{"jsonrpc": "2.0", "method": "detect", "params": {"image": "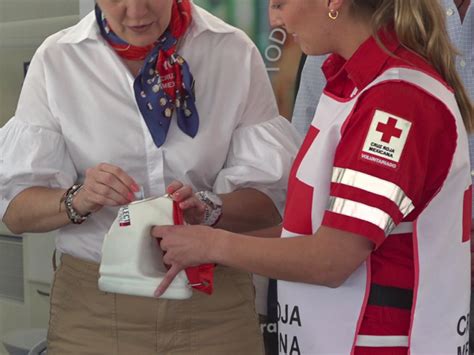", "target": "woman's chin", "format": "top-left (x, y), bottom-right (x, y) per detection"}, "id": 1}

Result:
top-left (300, 43), bottom-right (328, 57)
top-left (123, 31), bottom-right (162, 47)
